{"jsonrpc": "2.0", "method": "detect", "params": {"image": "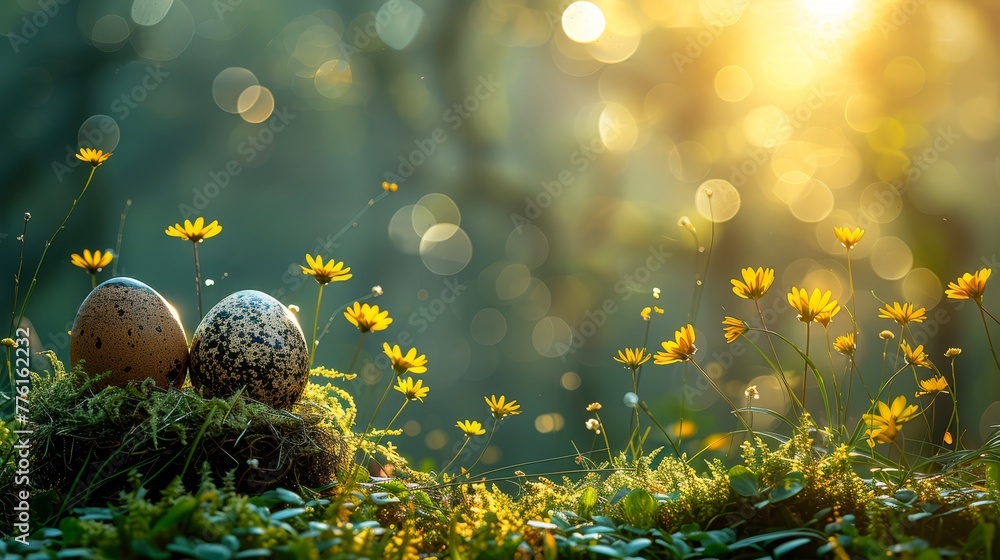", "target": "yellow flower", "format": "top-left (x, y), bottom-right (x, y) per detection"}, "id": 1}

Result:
top-left (731, 267), bottom-right (775, 300)
top-left (394, 376), bottom-right (429, 402)
top-left (0, 338), bottom-right (17, 349)
top-left (613, 347), bottom-right (650, 369)
top-left (744, 385), bottom-right (759, 402)
top-left (585, 418), bottom-right (601, 433)
top-left (878, 302), bottom-right (926, 326)
top-left (75, 147), bottom-right (112, 167)
top-left (722, 316), bottom-right (747, 343)
top-left (945, 347), bottom-right (962, 358)
top-left (382, 342), bottom-right (428, 375)
top-left (833, 226), bottom-right (864, 250)
top-left (814, 302), bottom-right (841, 327)
top-left (381, 181), bottom-right (399, 192)
top-left (833, 333), bottom-right (856, 356)
top-left (586, 402), bottom-right (602, 412)
top-left (915, 376), bottom-right (949, 397)
top-left (456, 420), bottom-right (486, 436)
top-left (165, 217), bottom-right (222, 242)
top-left (862, 395), bottom-right (919, 446)
top-left (640, 306), bottom-right (664, 321)
top-left (879, 330), bottom-right (895, 340)
top-left (787, 287), bottom-right (838, 323)
top-left (300, 254), bottom-right (352, 285)
top-left (485, 394), bottom-right (521, 418)
top-left (345, 302), bottom-right (392, 333)
top-left (654, 324), bottom-right (697, 365)
top-left (946, 268), bottom-right (991, 301)
top-left (70, 249), bottom-right (113, 274)
top-left (900, 341), bottom-right (933, 369)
